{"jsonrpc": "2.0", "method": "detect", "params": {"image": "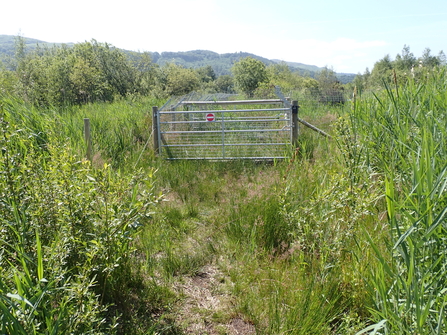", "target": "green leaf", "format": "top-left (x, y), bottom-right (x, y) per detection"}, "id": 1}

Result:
top-left (6, 293), bottom-right (34, 308)
top-left (355, 319), bottom-right (387, 335)
top-left (36, 230), bottom-right (44, 281)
